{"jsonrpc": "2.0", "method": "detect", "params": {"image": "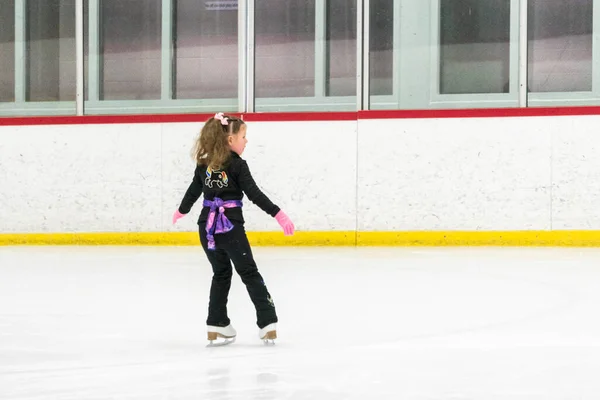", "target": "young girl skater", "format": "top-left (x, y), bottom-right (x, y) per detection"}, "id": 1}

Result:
top-left (172, 112), bottom-right (295, 344)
